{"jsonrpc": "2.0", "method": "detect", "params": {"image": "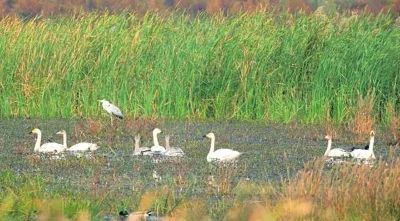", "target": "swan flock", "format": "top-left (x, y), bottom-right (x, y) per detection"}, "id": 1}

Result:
top-left (29, 99), bottom-right (380, 163)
